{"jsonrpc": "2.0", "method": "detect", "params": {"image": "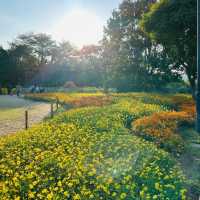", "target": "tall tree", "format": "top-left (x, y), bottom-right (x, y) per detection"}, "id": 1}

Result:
top-left (0, 47), bottom-right (12, 86)
top-left (140, 0), bottom-right (197, 96)
top-left (102, 0), bottom-right (180, 92)
top-left (197, 0), bottom-right (200, 132)
top-left (15, 33), bottom-right (56, 65)
top-left (8, 43), bottom-right (38, 84)
top-left (51, 41), bottom-right (75, 64)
